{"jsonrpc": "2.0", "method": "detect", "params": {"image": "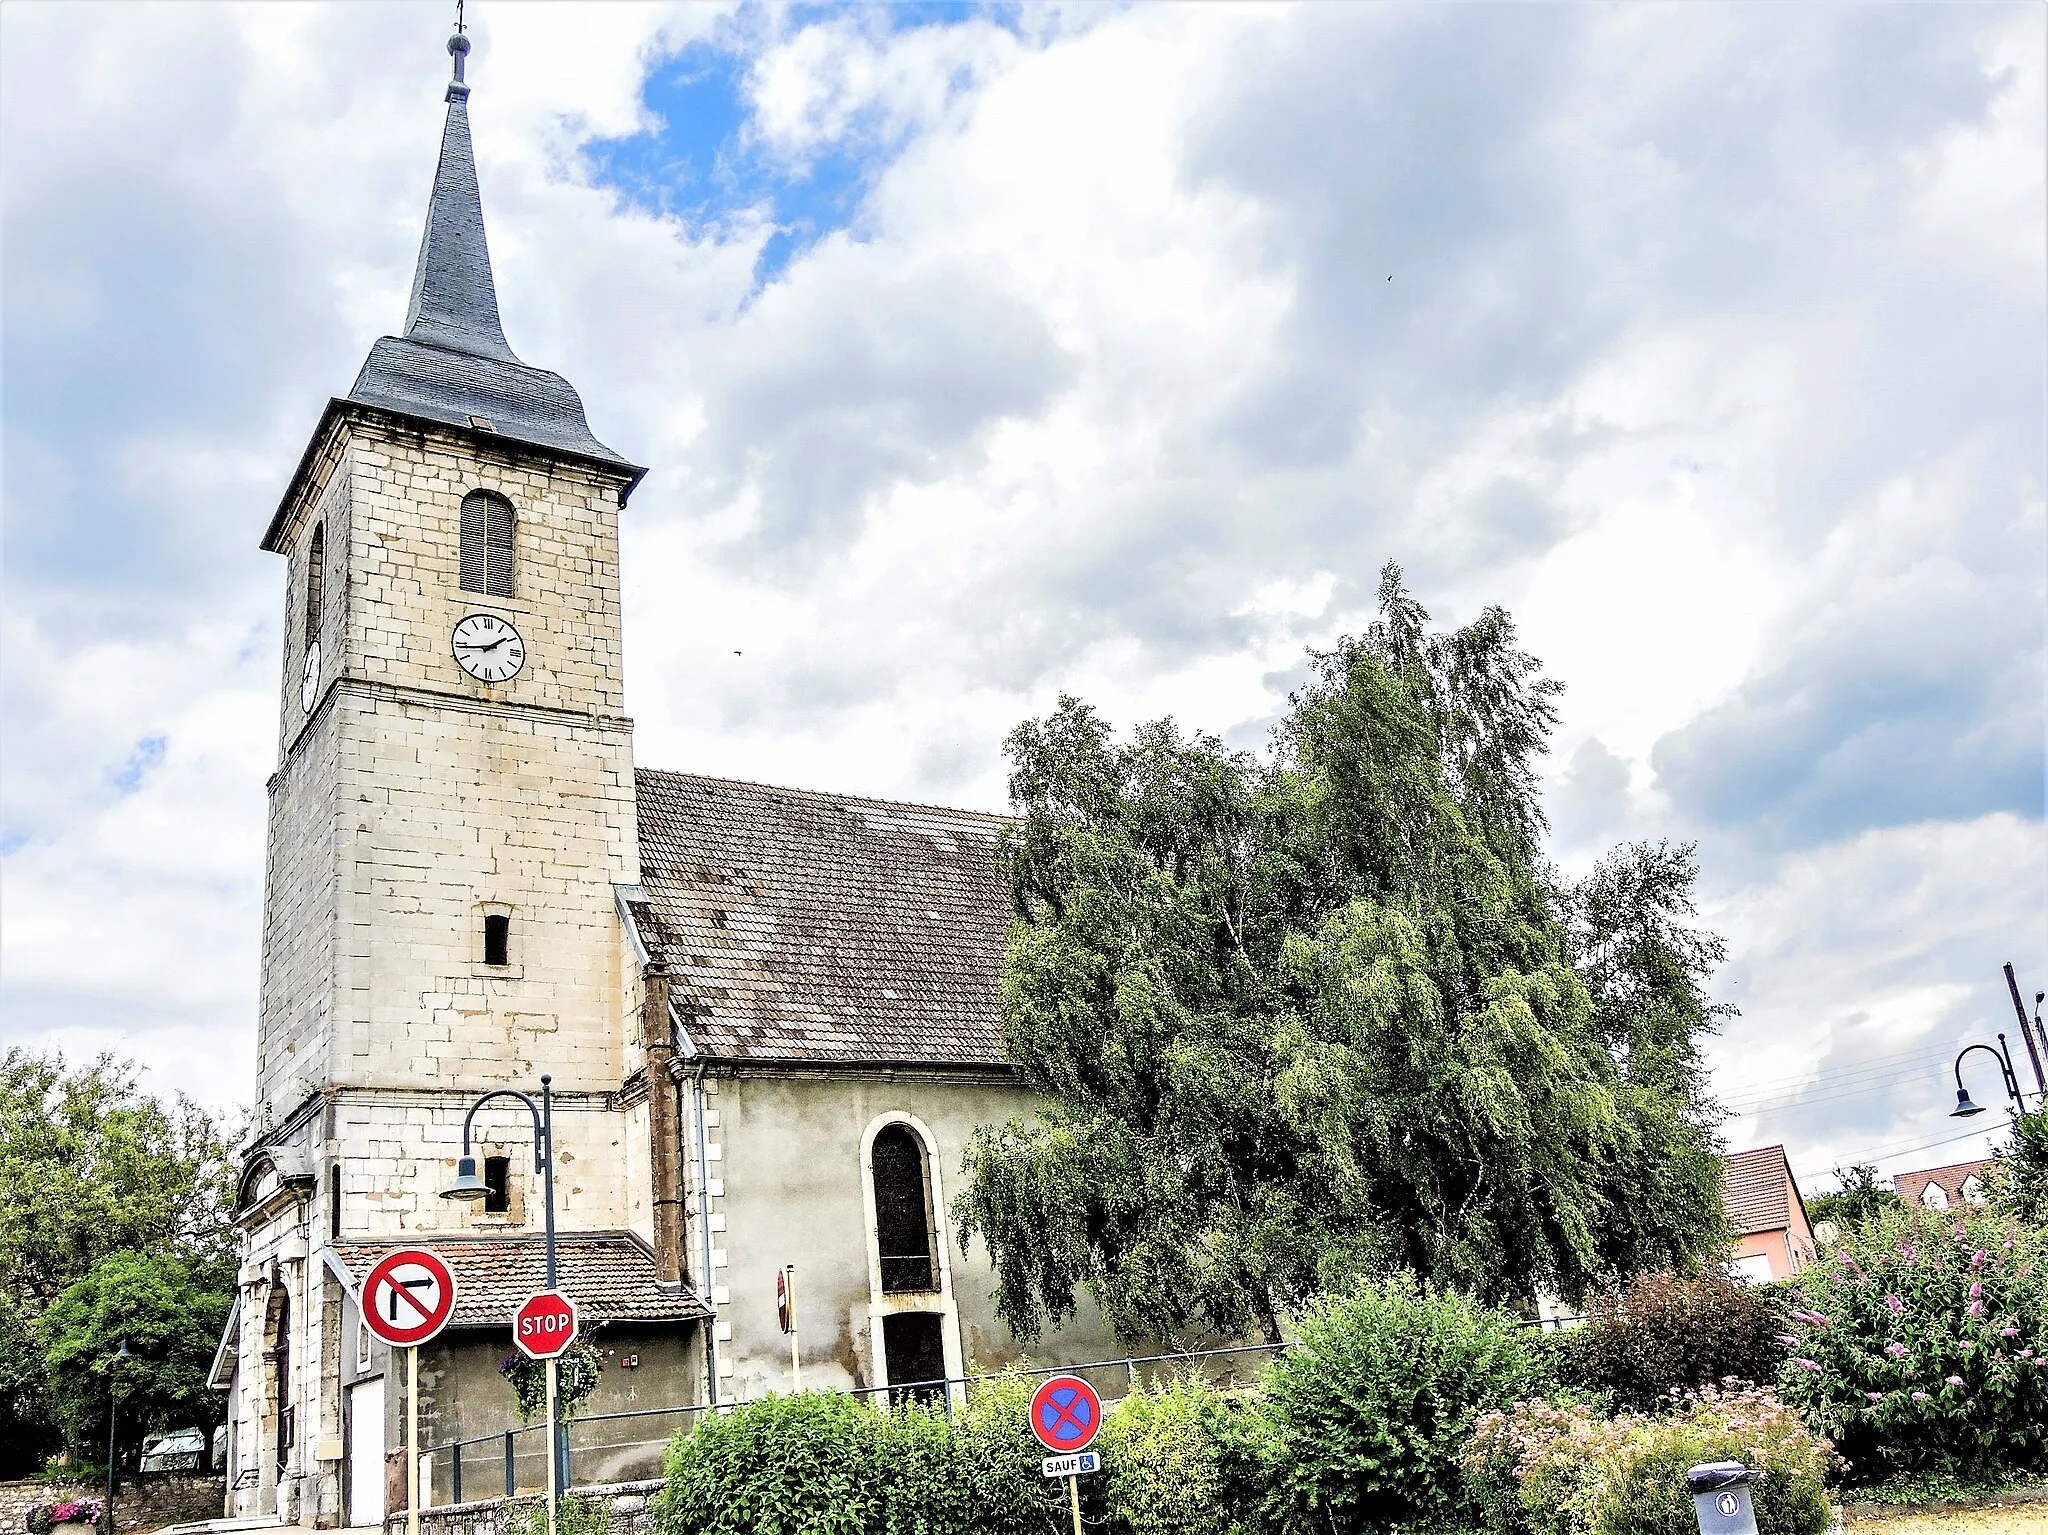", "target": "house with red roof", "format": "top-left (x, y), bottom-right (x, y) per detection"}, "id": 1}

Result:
top-left (1720, 1145), bottom-right (1817, 1282)
top-left (1892, 1157), bottom-right (1994, 1212)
